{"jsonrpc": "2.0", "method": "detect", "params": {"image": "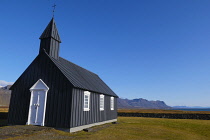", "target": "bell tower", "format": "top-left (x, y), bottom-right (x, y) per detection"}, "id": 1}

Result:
top-left (39, 18), bottom-right (61, 59)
